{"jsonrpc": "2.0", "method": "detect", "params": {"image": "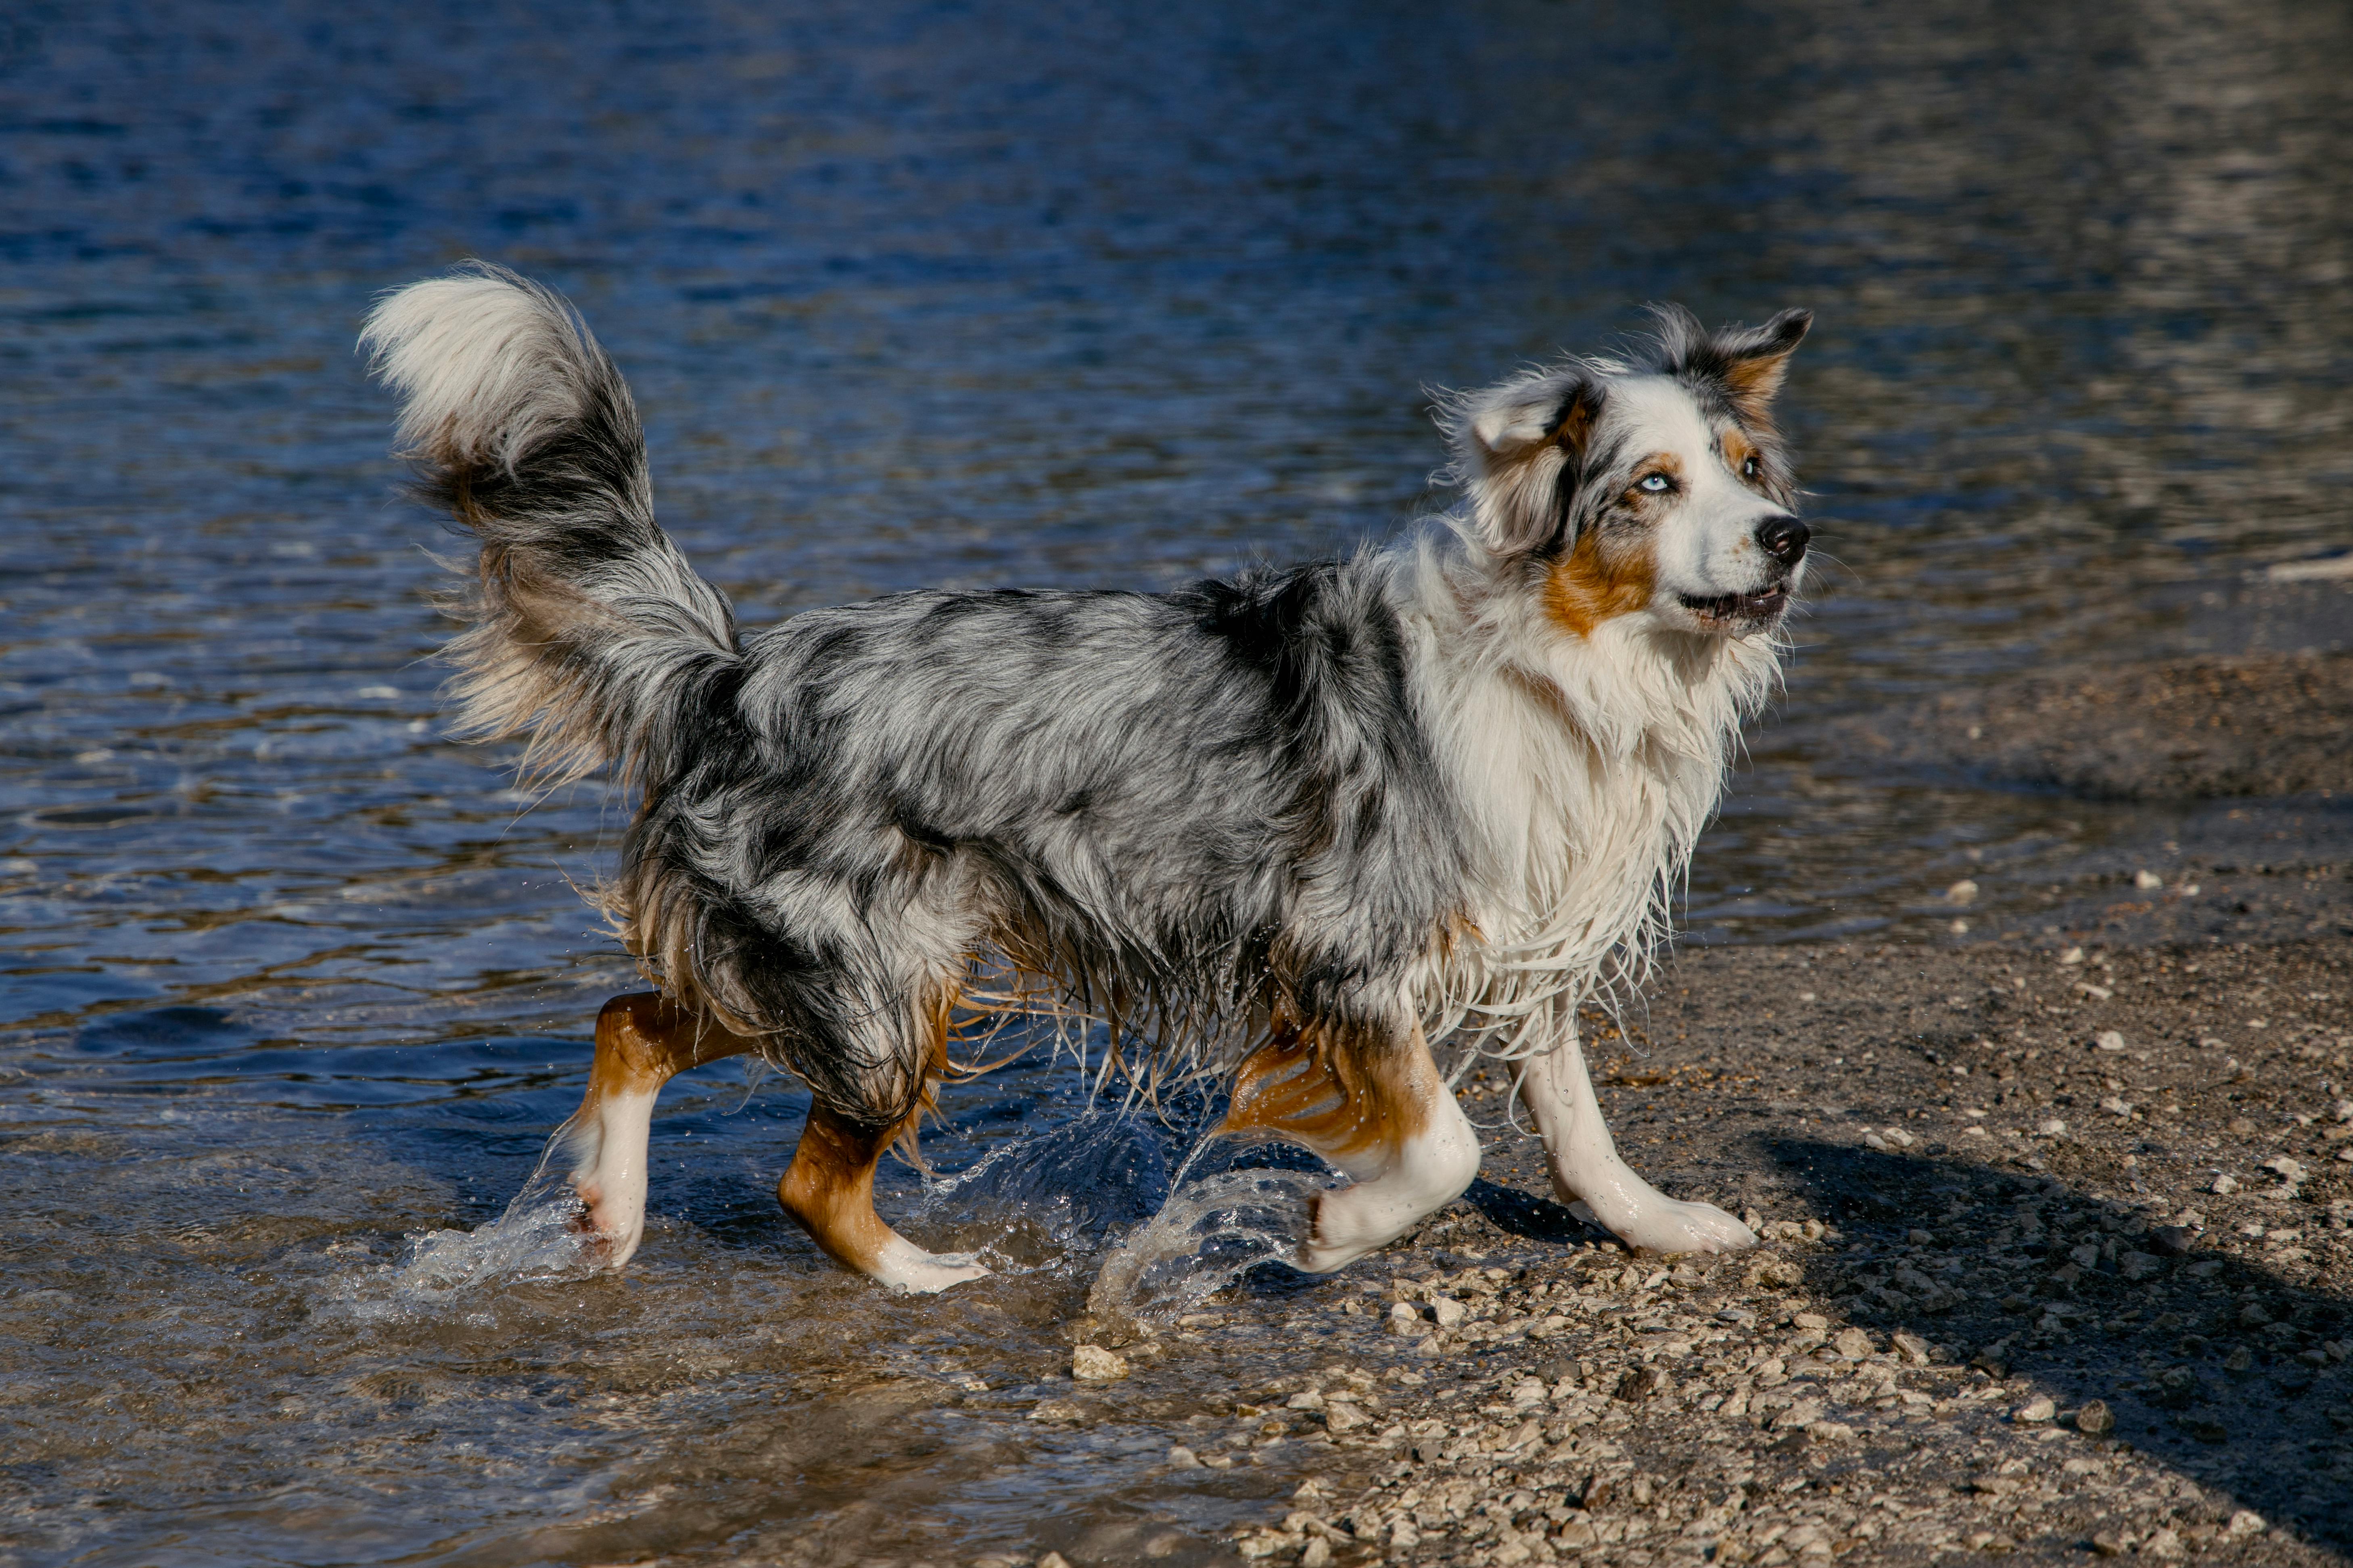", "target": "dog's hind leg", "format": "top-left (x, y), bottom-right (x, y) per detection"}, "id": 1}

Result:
top-left (1222, 1019), bottom-right (1481, 1274)
top-left (773, 991), bottom-right (988, 1295)
top-left (775, 1102), bottom-right (988, 1294)
top-left (564, 992), bottom-right (764, 1268)
top-left (1512, 1032), bottom-right (1755, 1255)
